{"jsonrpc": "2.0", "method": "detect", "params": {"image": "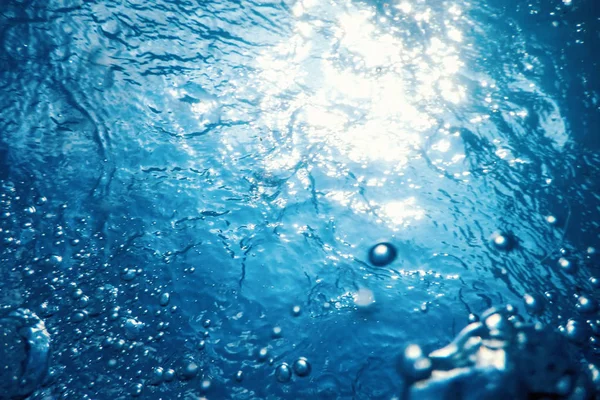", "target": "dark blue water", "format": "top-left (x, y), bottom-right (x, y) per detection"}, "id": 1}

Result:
top-left (0, 0), bottom-right (599, 398)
